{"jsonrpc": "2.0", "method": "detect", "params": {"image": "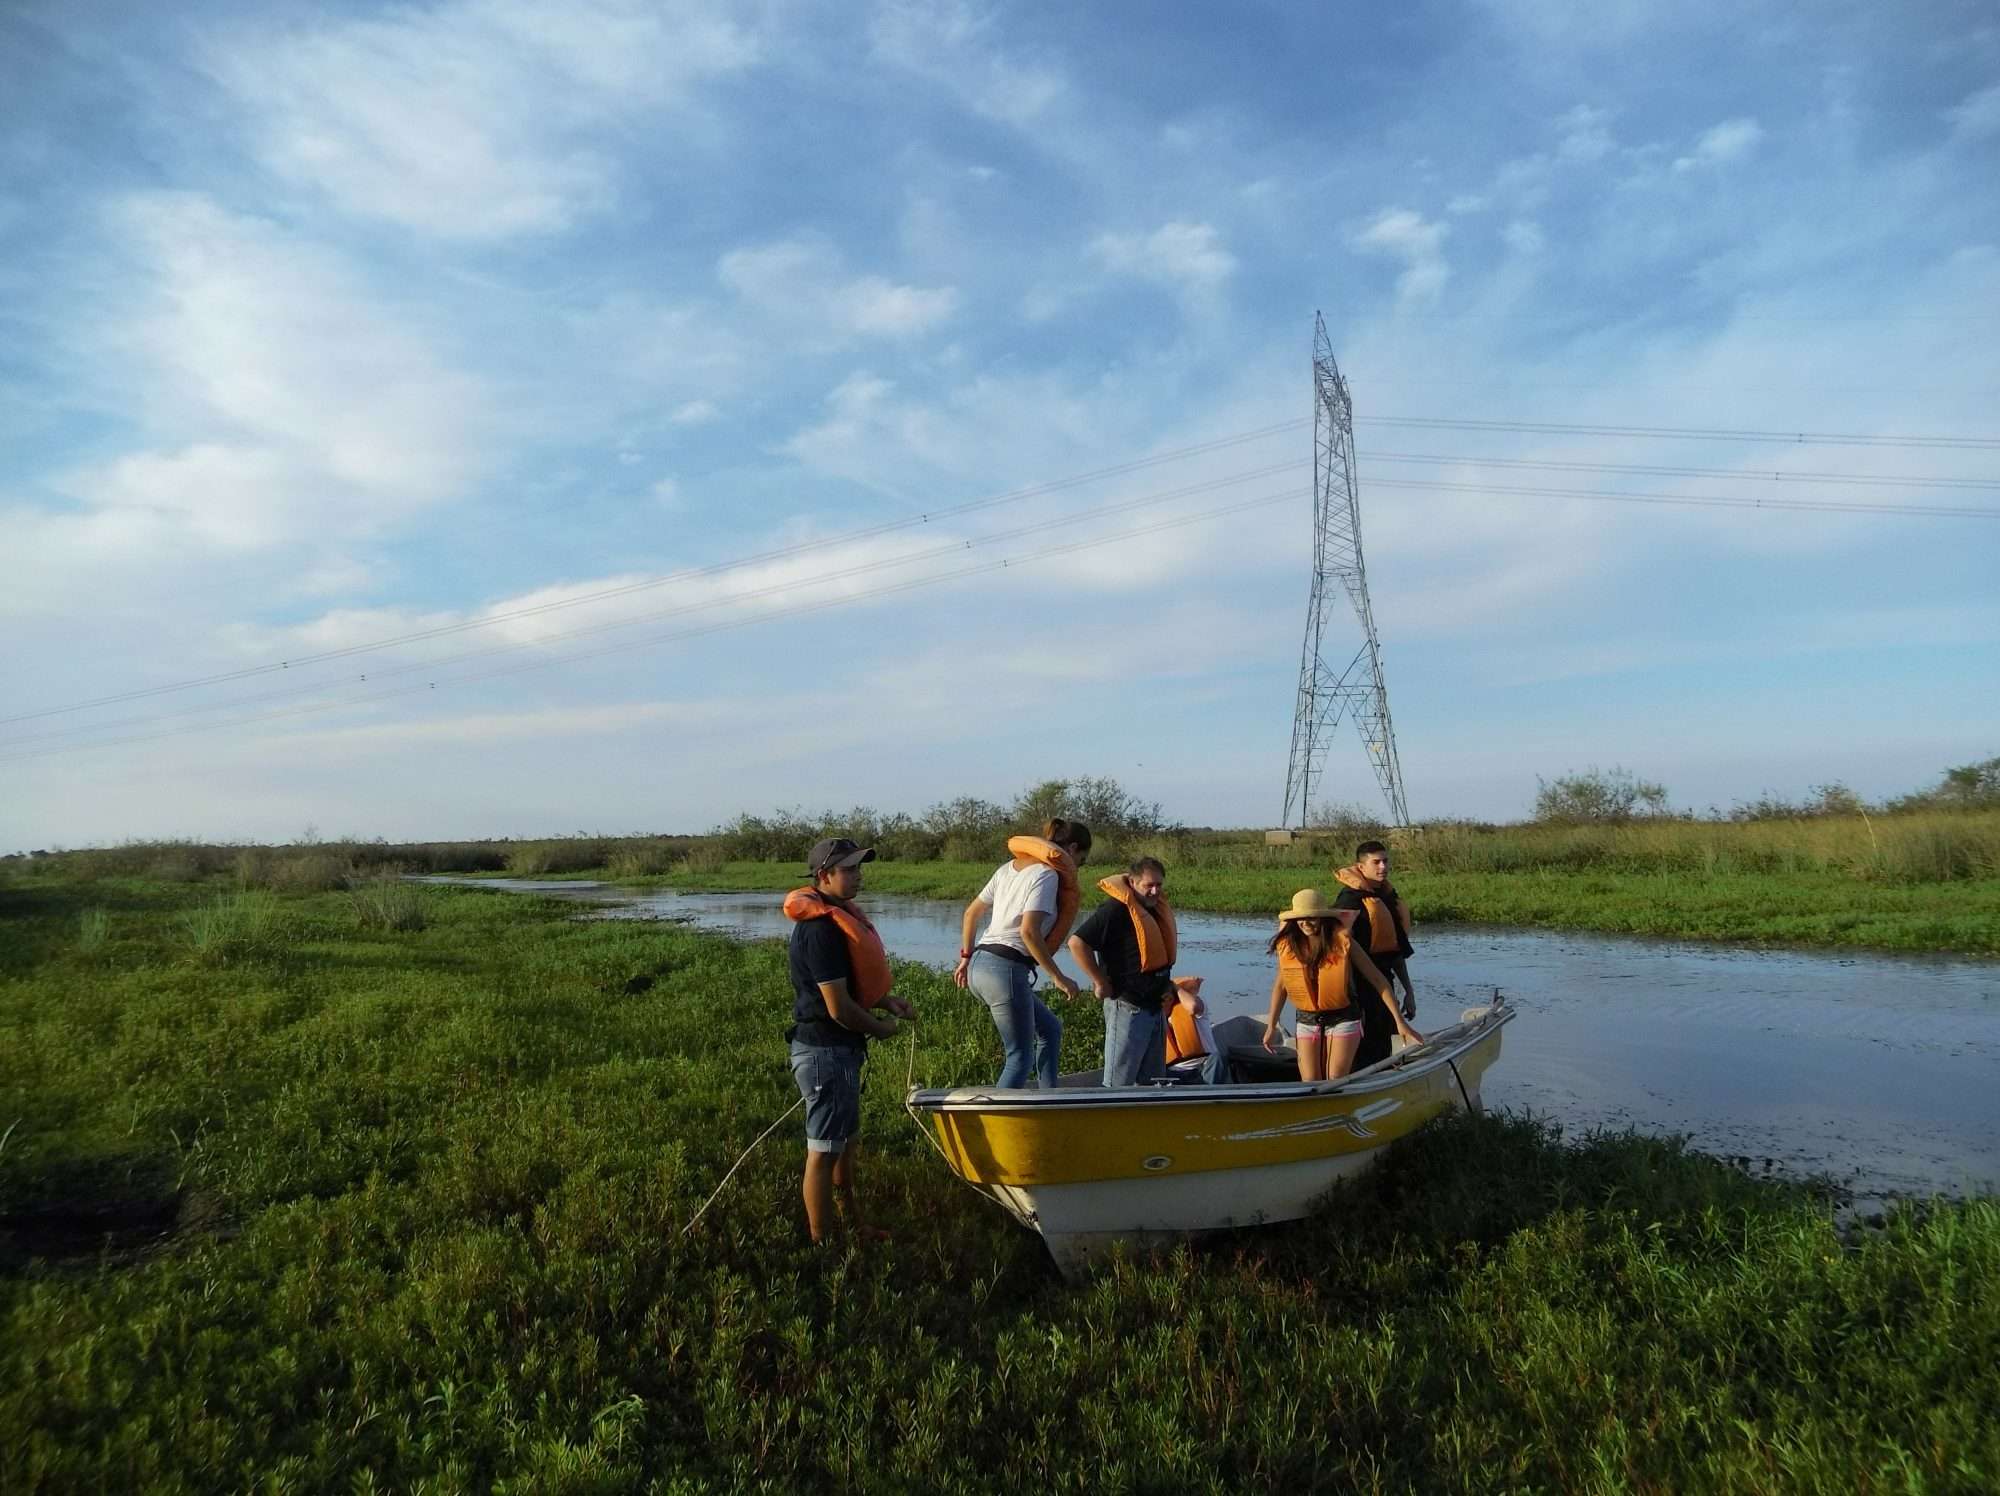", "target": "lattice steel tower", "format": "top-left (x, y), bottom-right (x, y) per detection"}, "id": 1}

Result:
top-left (1281, 313), bottom-right (1410, 828)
